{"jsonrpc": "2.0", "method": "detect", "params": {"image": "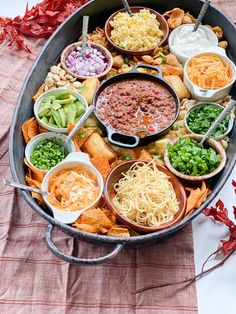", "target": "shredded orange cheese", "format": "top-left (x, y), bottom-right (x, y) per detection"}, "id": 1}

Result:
top-left (48, 167), bottom-right (99, 211)
top-left (187, 54), bottom-right (232, 89)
